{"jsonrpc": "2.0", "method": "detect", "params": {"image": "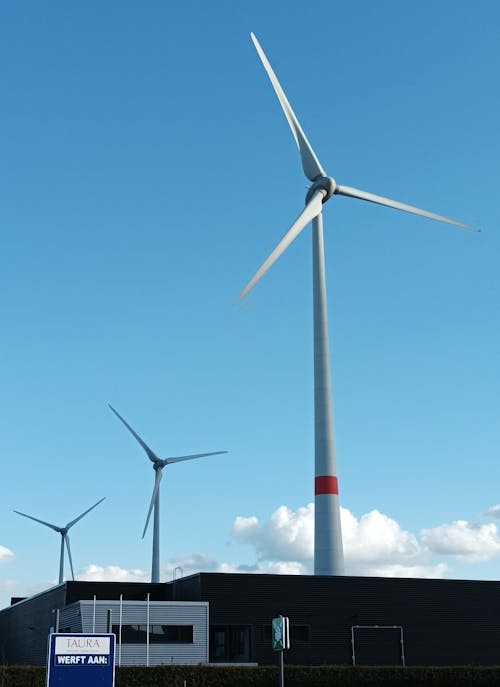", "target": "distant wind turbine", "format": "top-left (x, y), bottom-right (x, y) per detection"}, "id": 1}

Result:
top-left (14, 498), bottom-right (105, 584)
top-left (241, 33), bottom-right (476, 576)
top-left (108, 404), bottom-right (227, 583)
